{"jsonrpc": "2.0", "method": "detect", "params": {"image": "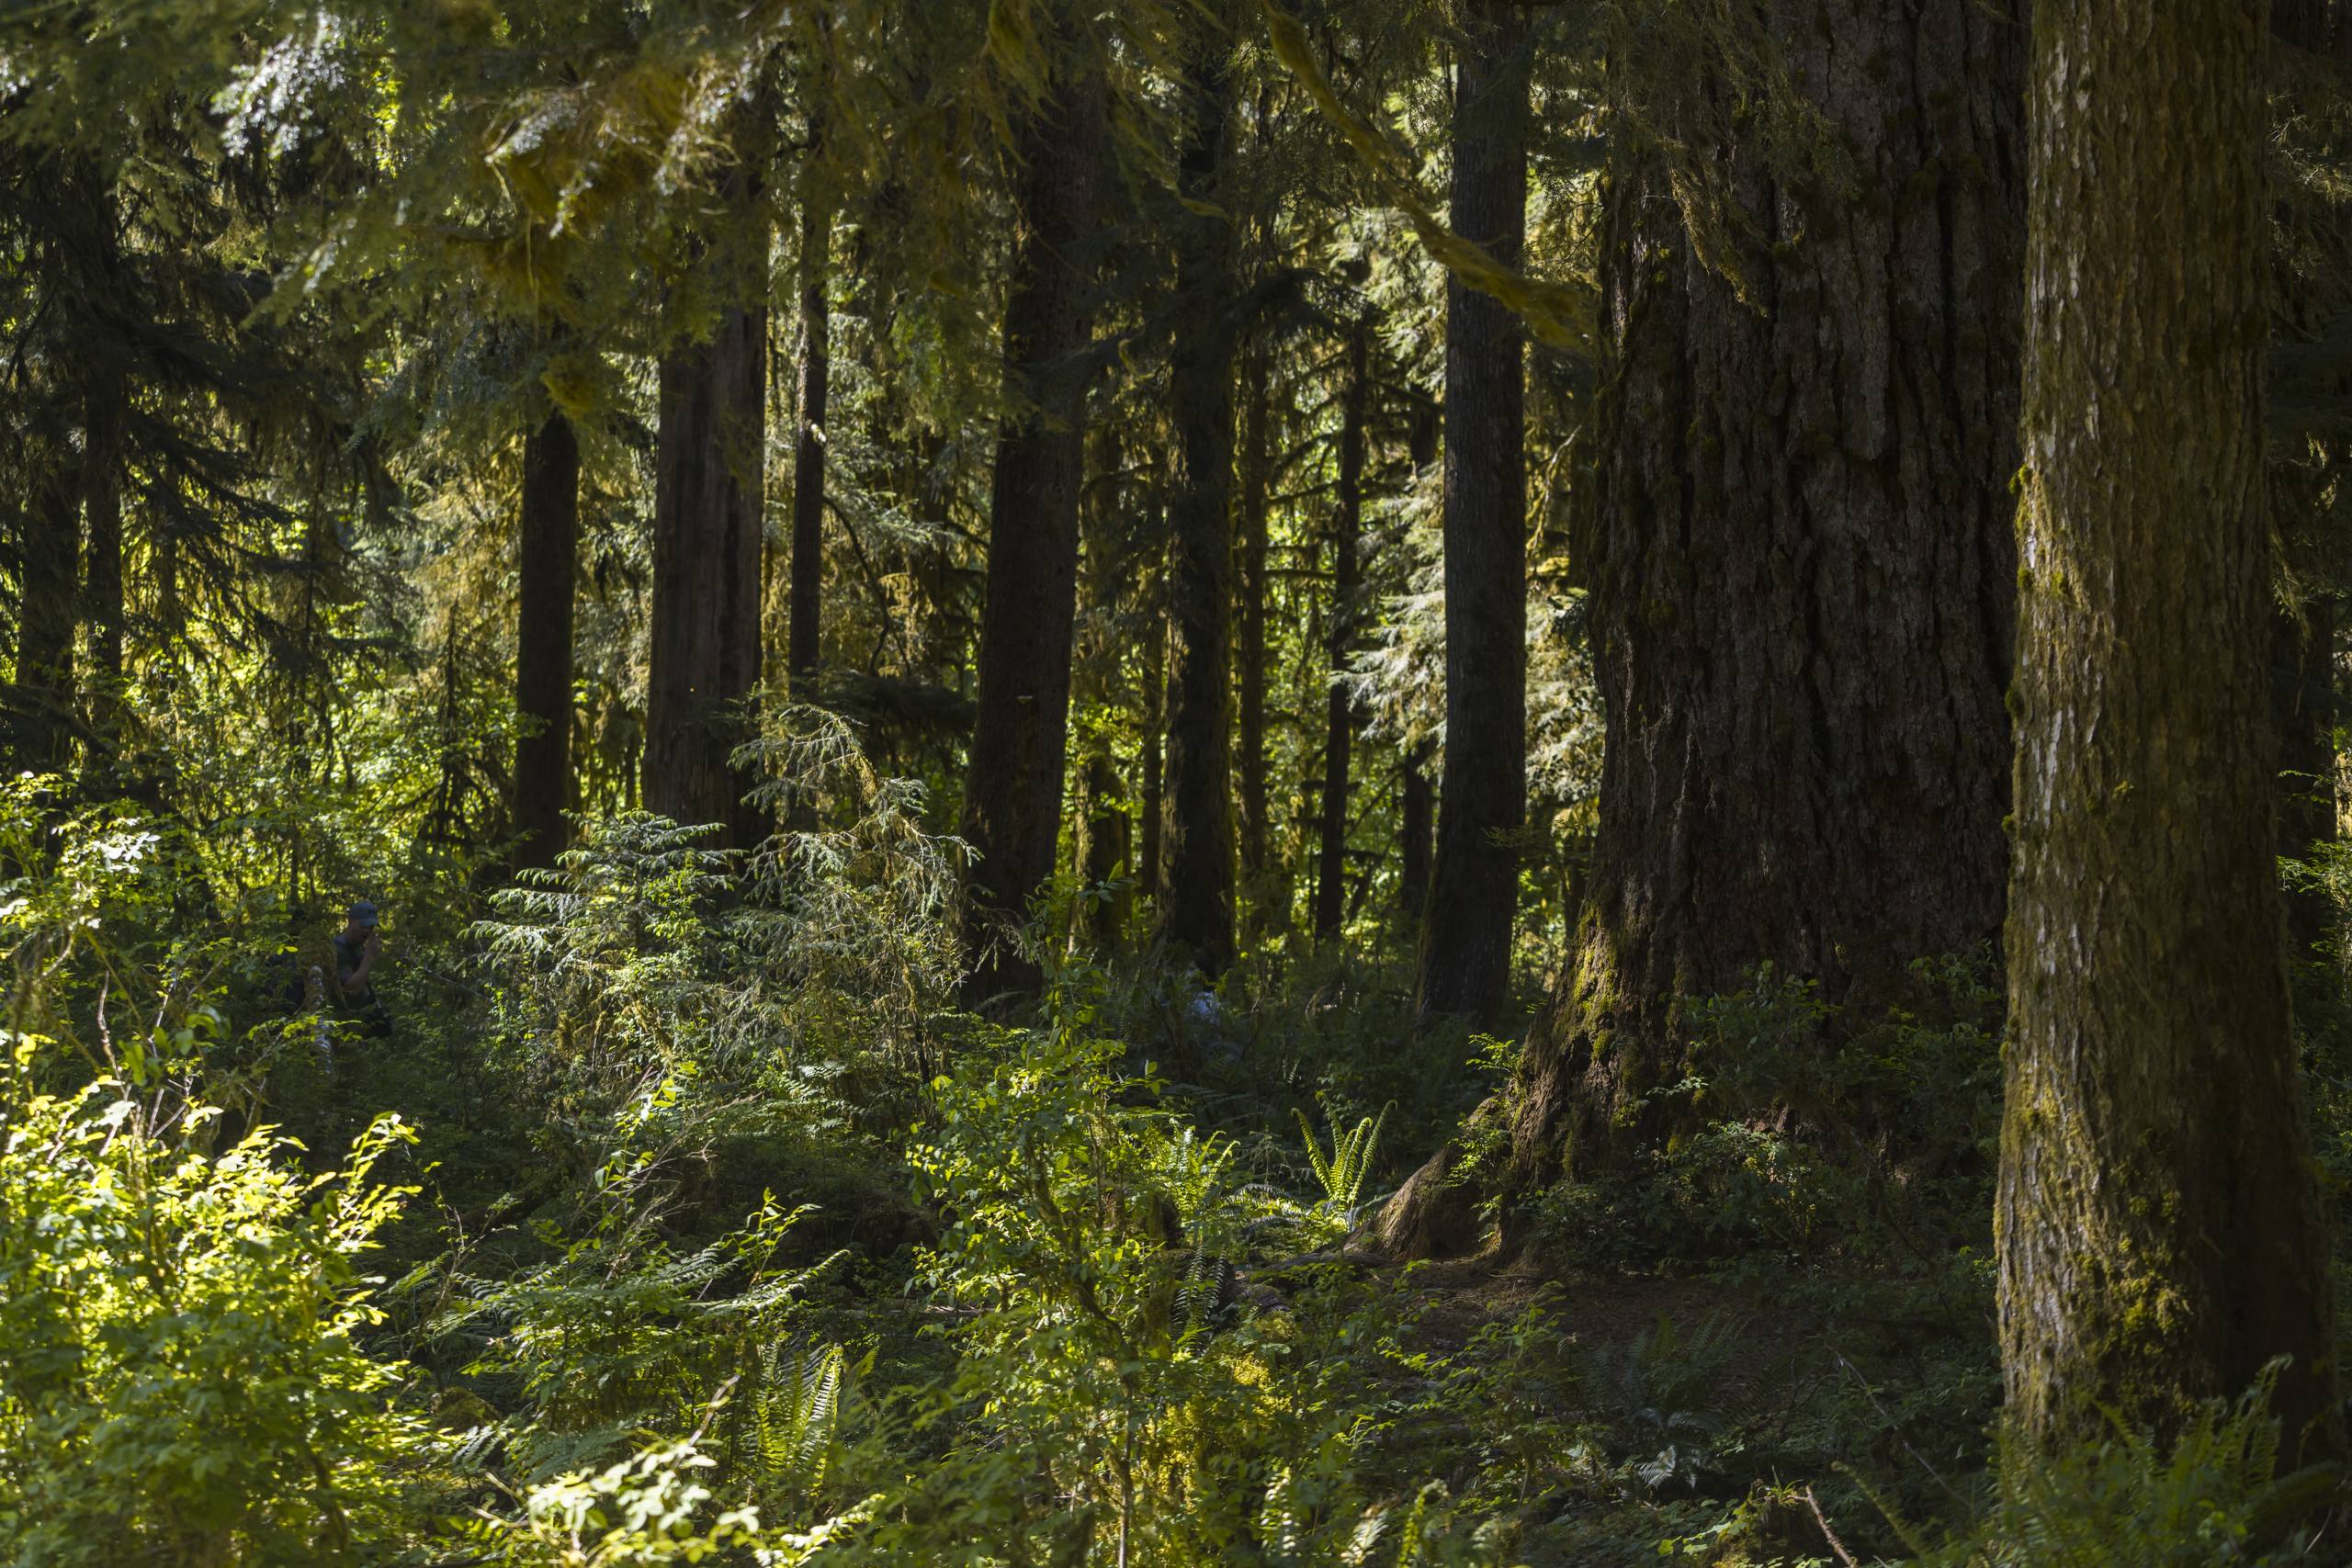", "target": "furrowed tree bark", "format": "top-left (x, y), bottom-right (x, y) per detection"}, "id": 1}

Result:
top-left (1501, 0), bottom-right (2025, 1184)
top-left (645, 138), bottom-right (769, 852)
top-left (957, 47), bottom-right (1106, 1006)
top-left (514, 406), bottom-right (580, 871)
top-left (788, 135), bottom-right (831, 695)
top-left (1158, 36), bottom-right (1240, 976)
top-left (1997, 0), bottom-right (2339, 1452)
top-left (1237, 338), bottom-right (1273, 905)
top-left (1314, 324), bottom-right (1370, 942)
top-left (1414, 2), bottom-right (1527, 1030)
